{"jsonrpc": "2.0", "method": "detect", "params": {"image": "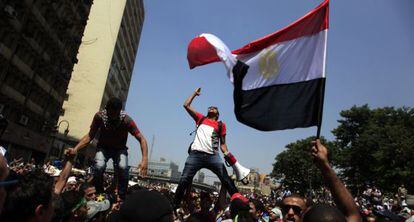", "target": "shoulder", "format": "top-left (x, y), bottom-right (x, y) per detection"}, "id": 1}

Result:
top-left (123, 113), bottom-right (135, 123)
top-left (93, 112), bottom-right (104, 121)
top-left (196, 112), bottom-right (205, 123)
top-left (123, 113), bottom-right (132, 120)
top-left (196, 112), bottom-right (204, 119)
